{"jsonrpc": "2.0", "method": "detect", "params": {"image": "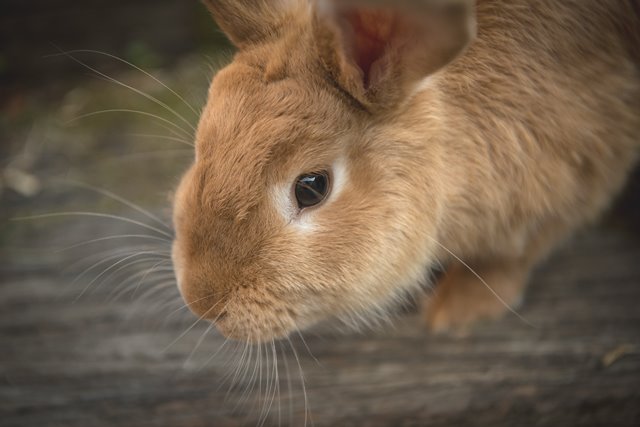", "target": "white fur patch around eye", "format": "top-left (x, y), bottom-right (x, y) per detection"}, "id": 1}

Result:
top-left (272, 182), bottom-right (298, 224)
top-left (271, 158), bottom-right (348, 233)
top-left (329, 157), bottom-right (347, 204)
